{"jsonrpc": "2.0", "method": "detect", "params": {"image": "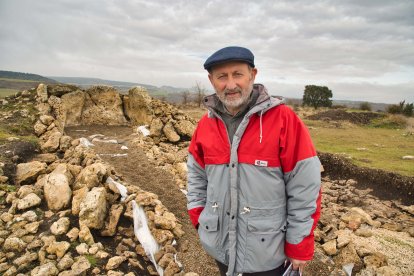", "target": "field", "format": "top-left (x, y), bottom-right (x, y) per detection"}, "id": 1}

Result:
top-left (0, 88), bottom-right (19, 98)
top-left (305, 118), bottom-right (414, 176)
top-left (181, 105), bottom-right (414, 176)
